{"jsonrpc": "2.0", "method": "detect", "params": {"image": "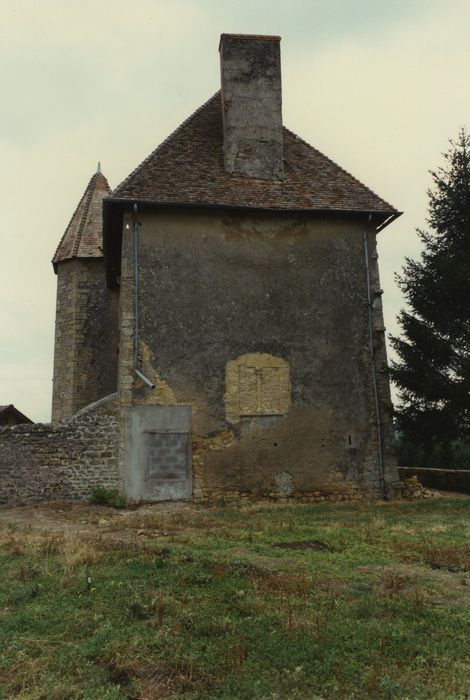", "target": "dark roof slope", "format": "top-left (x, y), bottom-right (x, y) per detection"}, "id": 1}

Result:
top-left (53, 170), bottom-right (111, 271)
top-left (0, 405), bottom-right (33, 425)
top-left (109, 92), bottom-right (397, 214)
